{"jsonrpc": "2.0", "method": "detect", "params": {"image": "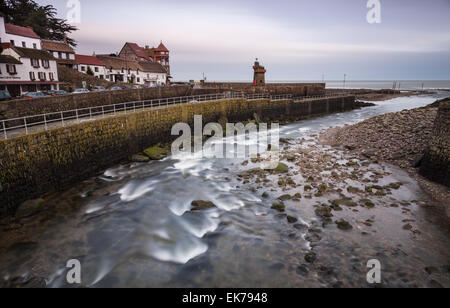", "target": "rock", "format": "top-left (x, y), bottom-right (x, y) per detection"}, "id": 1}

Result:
top-left (15, 199), bottom-right (45, 219)
top-left (274, 163), bottom-right (289, 173)
top-left (424, 266), bottom-right (439, 275)
top-left (403, 224), bottom-right (413, 230)
top-left (315, 205), bottom-right (333, 218)
top-left (336, 219), bottom-right (353, 231)
top-left (412, 155), bottom-right (424, 168)
top-left (296, 265), bottom-right (309, 277)
top-left (304, 252), bottom-right (317, 263)
top-left (271, 202), bottom-right (286, 212)
top-left (143, 145), bottom-right (169, 160)
top-left (287, 216), bottom-right (298, 224)
top-left (318, 183), bottom-right (328, 193)
top-left (130, 154), bottom-right (150, 163)
top-left (262, 192), bottom-right (269, 198)
top-left (388, 182), bottom-right (403, 190)
top-left (191, 200), bottom-right (216, 211)
top-left (278, 194), bottom-right (292, 201)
